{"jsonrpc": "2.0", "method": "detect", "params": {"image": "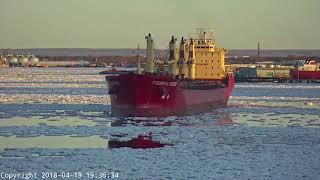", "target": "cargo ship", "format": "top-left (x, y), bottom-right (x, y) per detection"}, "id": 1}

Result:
top-left (106, 30), bottom-right (234, 116)
top-left (290, 60), bottom-right (320, 80)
